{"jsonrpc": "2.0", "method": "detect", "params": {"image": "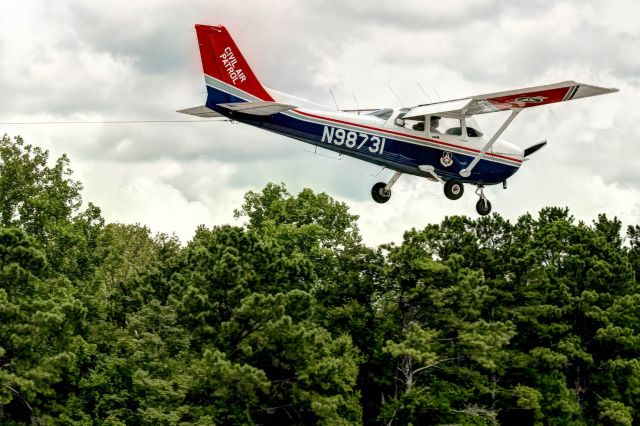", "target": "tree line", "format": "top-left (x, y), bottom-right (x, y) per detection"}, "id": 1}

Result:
top-left (1, 134), bottom-right (639, 425)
